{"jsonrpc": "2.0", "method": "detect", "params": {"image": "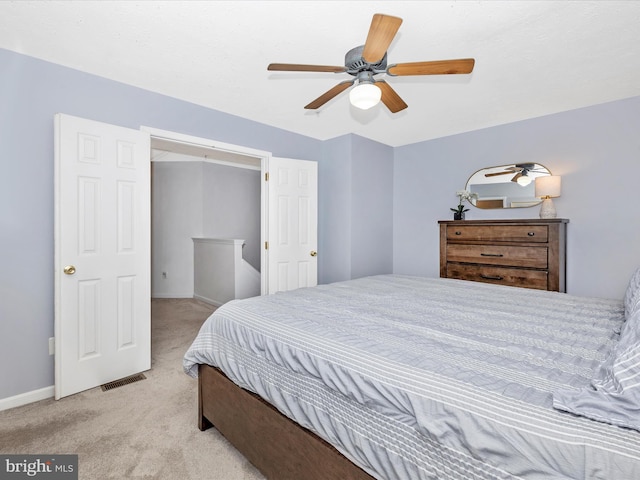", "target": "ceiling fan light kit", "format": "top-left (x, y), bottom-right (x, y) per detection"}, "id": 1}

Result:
top-left (267, 13), bottom-right (475, 113)
top-left (350, 71), bottom-right (382, 109)
top-left (350, 83), bottom-right (382, 110)
top-left (516, 172), bottom-right (532, 186)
